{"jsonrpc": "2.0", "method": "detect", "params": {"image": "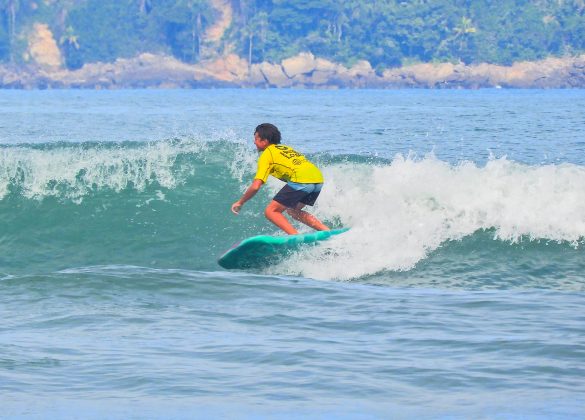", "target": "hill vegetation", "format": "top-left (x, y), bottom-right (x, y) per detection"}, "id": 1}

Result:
top-left (1, 0), bottom-right (584, 71)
